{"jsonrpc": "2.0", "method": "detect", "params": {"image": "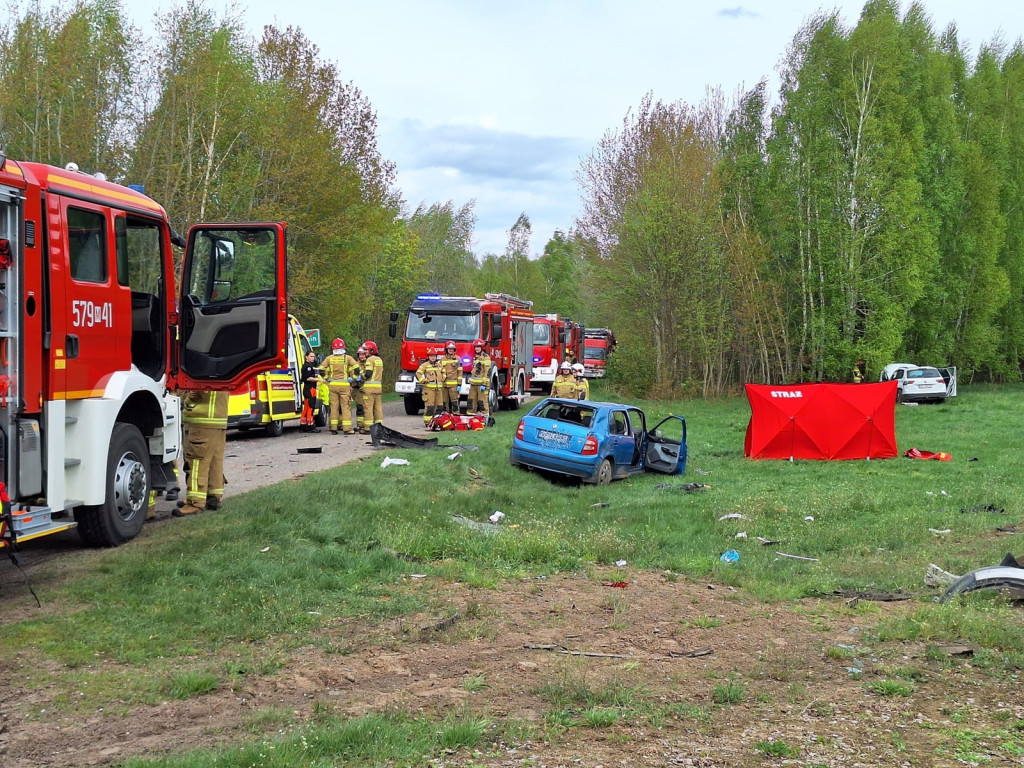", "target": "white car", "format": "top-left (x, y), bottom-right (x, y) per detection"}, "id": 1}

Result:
top-left (879, 364), bottom-right (957, 404)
